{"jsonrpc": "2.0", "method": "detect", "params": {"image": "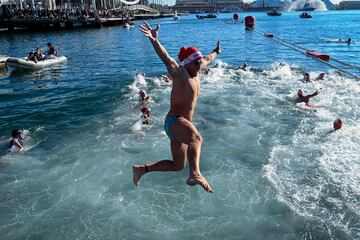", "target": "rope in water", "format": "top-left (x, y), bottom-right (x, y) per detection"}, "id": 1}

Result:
top-left (251, 28), bottom-right (360, 80)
